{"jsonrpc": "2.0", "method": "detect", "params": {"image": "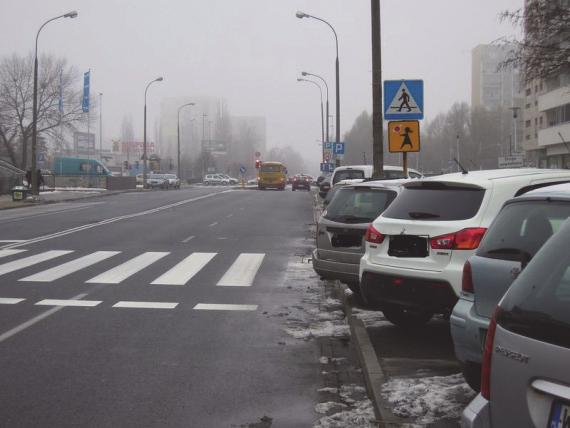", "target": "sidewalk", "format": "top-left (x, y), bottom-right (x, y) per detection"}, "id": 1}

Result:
top-left (0, 188), bottom-right (138, 210)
